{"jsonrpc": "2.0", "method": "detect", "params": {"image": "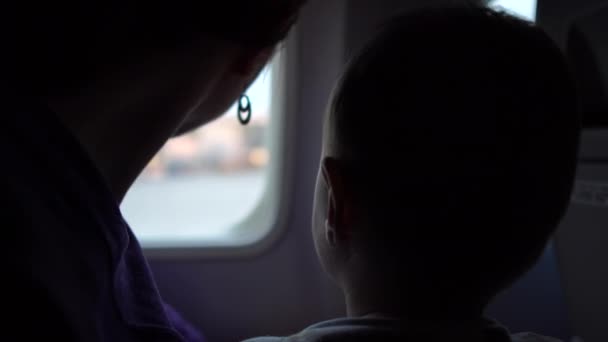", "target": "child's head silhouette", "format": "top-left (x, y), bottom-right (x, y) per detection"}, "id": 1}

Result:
top-left (312, 5), bottom-right (580, 319)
